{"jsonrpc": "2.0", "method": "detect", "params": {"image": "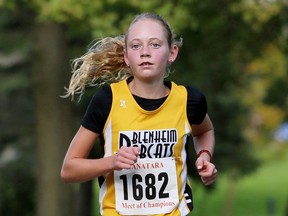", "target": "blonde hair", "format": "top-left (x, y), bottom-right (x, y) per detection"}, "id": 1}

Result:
top-left (63, 13), bottom-right (182, 101)
top-left (63, 35), bottom-right (131, 100)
